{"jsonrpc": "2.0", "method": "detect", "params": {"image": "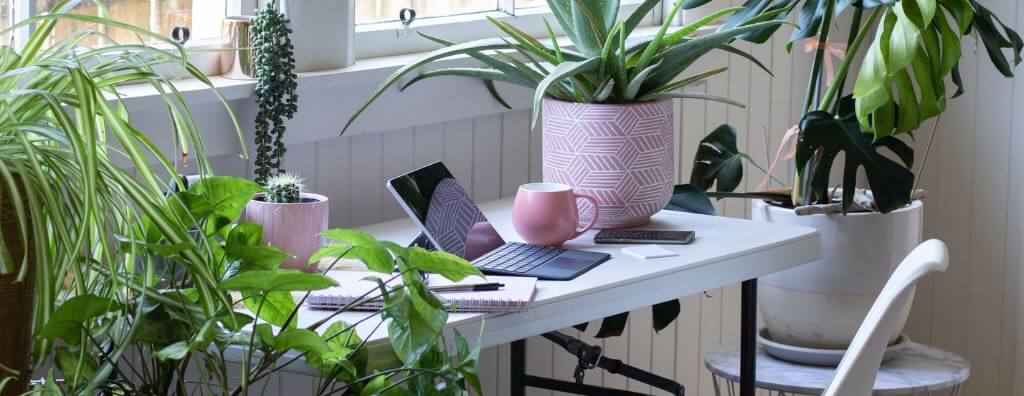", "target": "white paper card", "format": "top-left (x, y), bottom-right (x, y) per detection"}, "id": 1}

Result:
top-left (621, 244), bottom-right (679, 259)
